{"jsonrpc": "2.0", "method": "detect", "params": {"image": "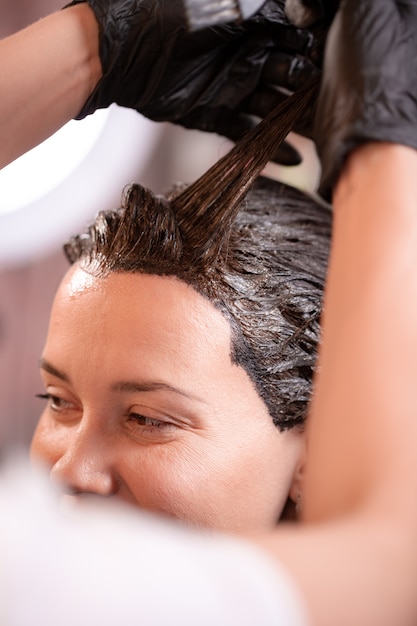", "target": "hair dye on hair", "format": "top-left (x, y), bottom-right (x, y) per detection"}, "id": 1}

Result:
top-left (64, 80), bottom-right (330, 429)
